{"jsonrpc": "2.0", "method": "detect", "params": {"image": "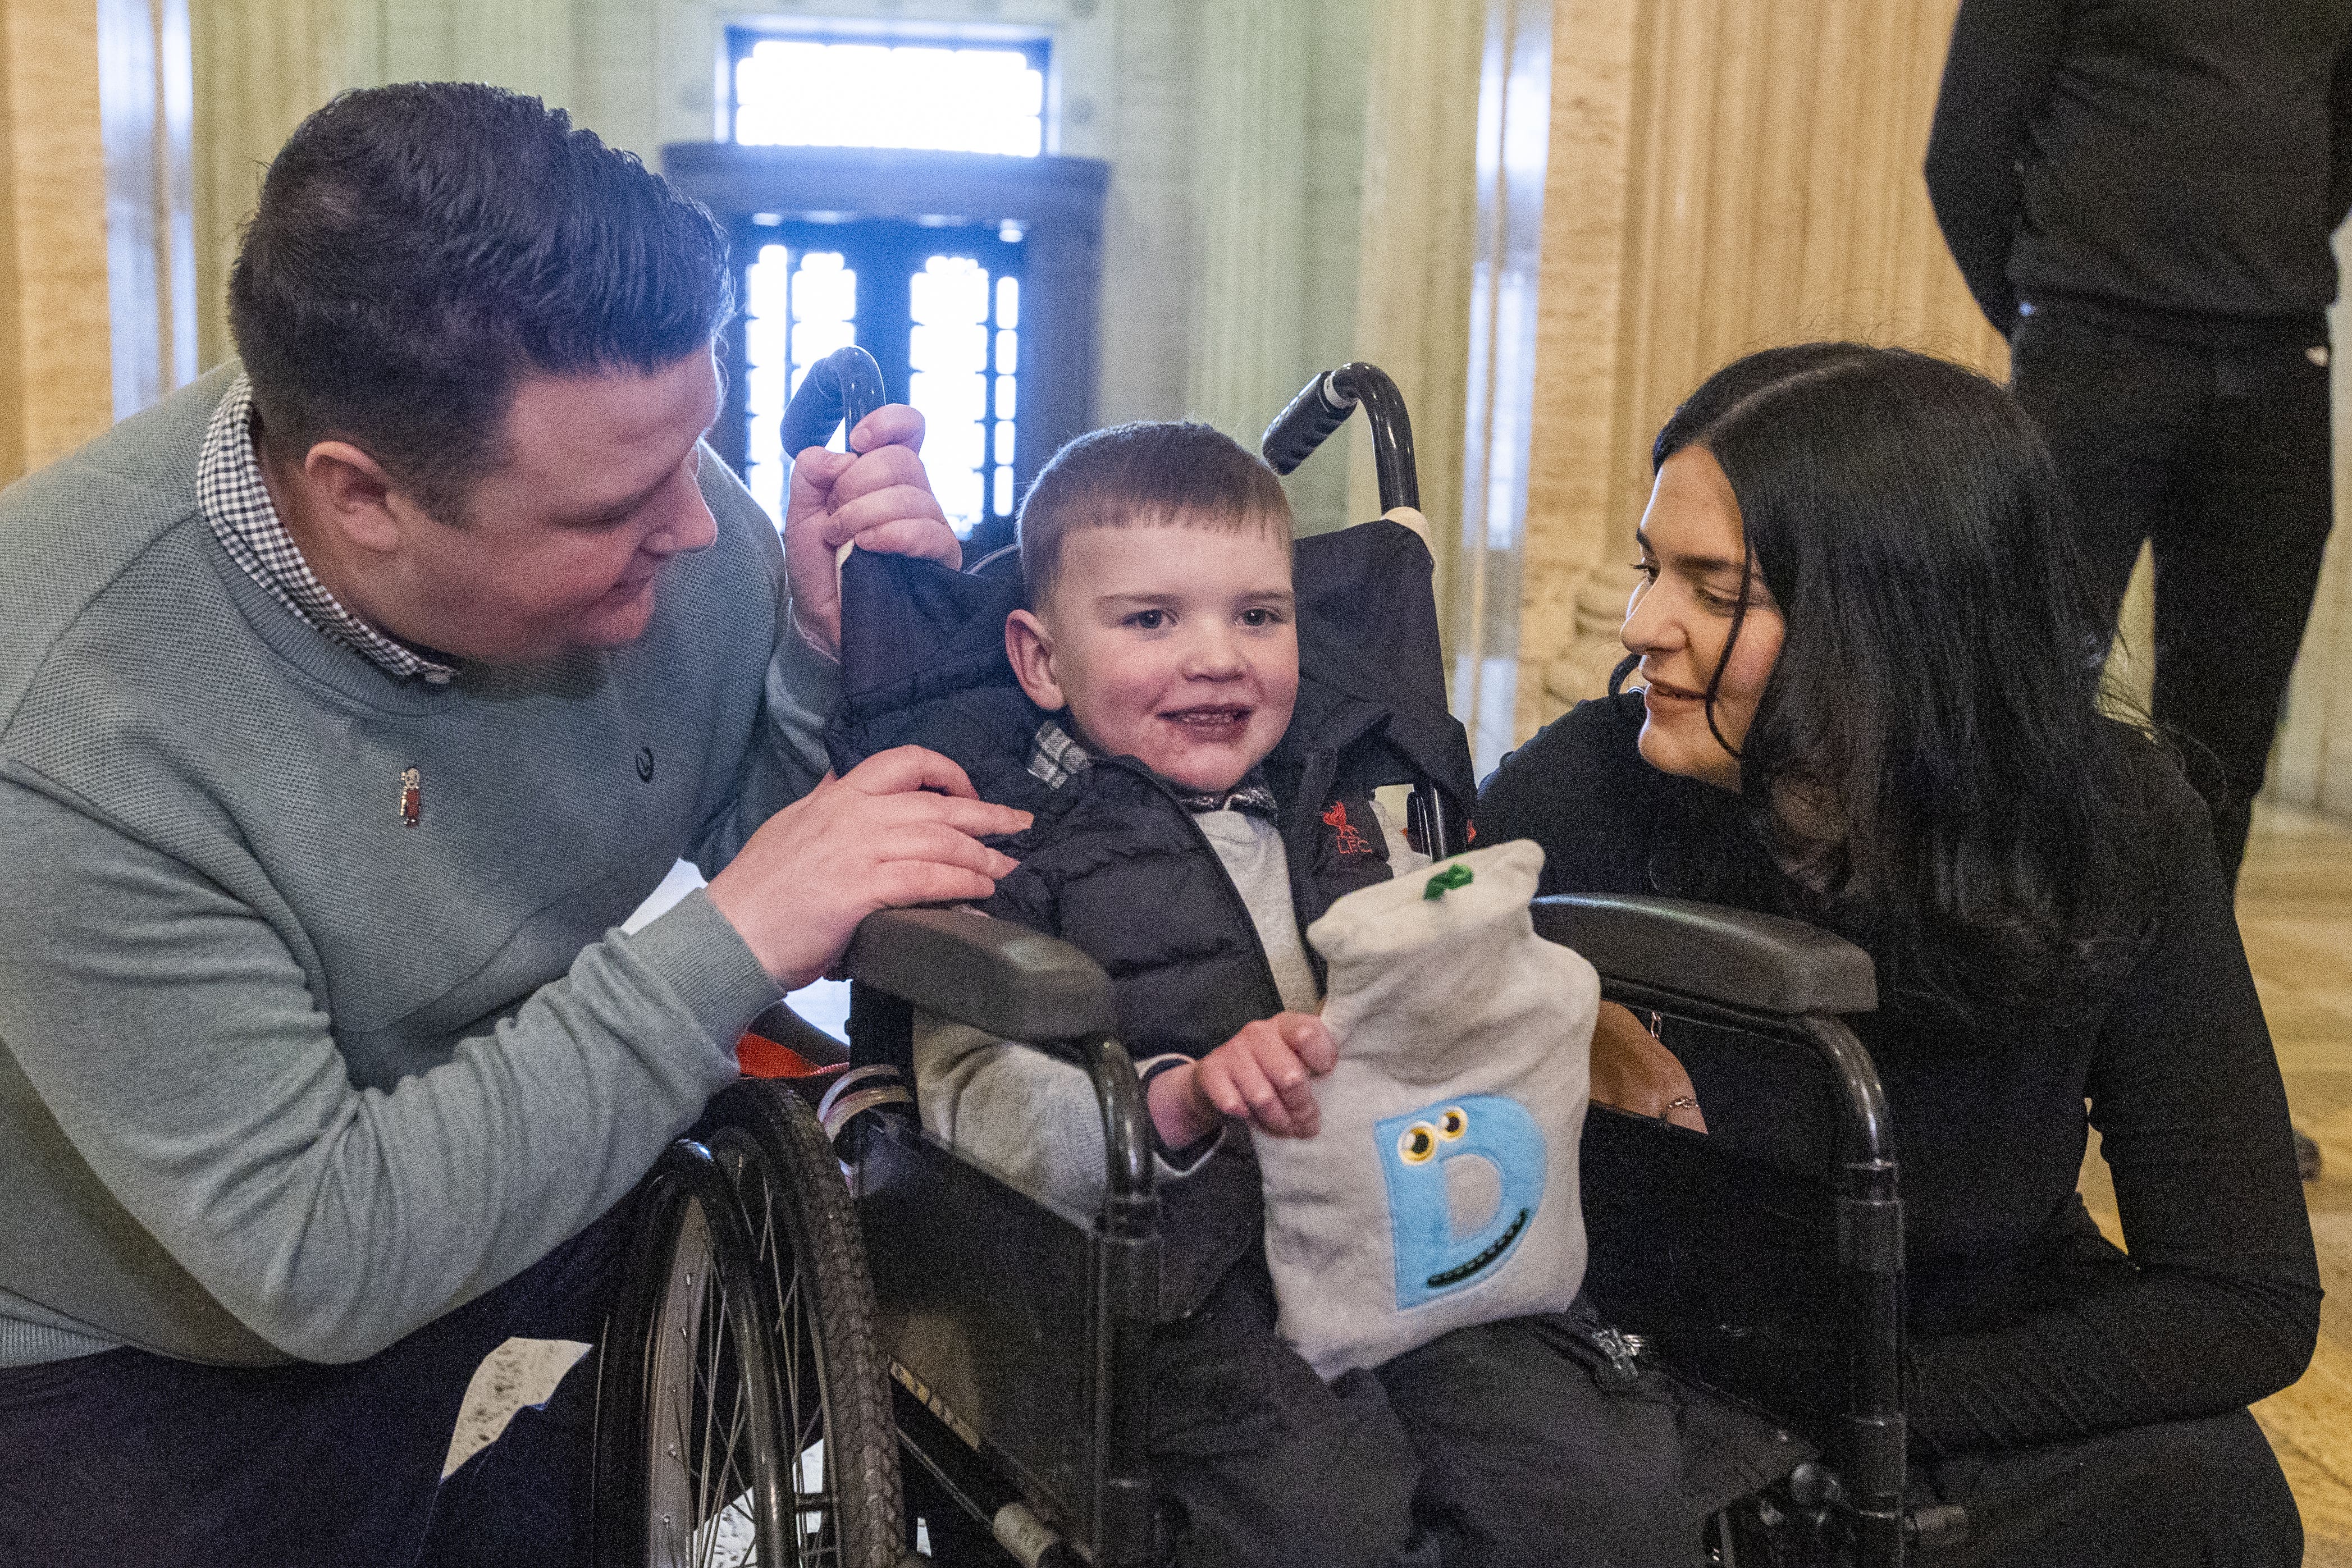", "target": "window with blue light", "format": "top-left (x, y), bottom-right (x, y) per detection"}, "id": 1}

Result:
top-left (724, 29), bottom-right (1046, 541)
top-left (732, 222), bottom-right (1025, 541)
top-left (741, 246), bottom-right (860, 526)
